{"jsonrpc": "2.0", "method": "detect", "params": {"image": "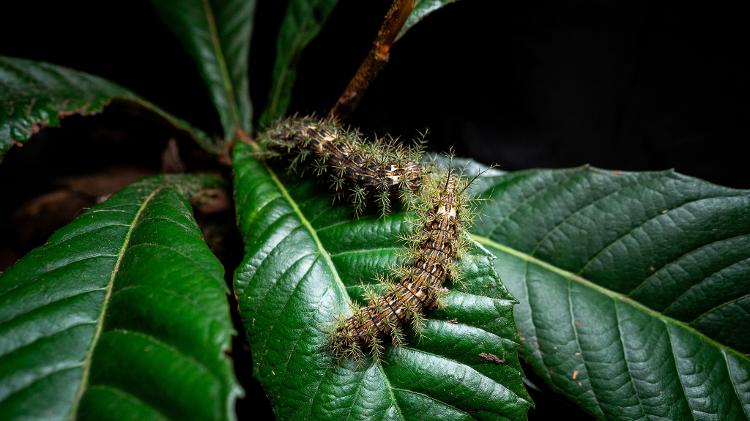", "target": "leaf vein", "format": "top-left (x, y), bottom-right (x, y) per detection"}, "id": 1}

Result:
top-left (68, 184), bottom-right (165, 417)
top-left (576, 194), bottom-right (733, 276)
